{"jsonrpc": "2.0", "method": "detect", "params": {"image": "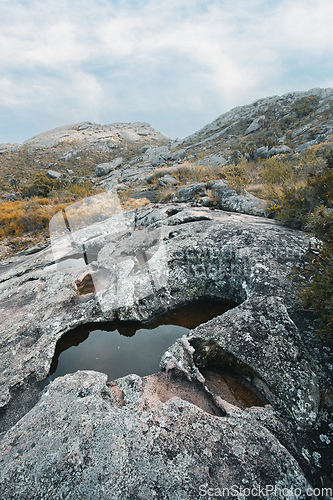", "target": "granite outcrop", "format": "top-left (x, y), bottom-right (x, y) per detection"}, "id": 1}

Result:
top-left (0, 203), bottom-right (331, 496)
